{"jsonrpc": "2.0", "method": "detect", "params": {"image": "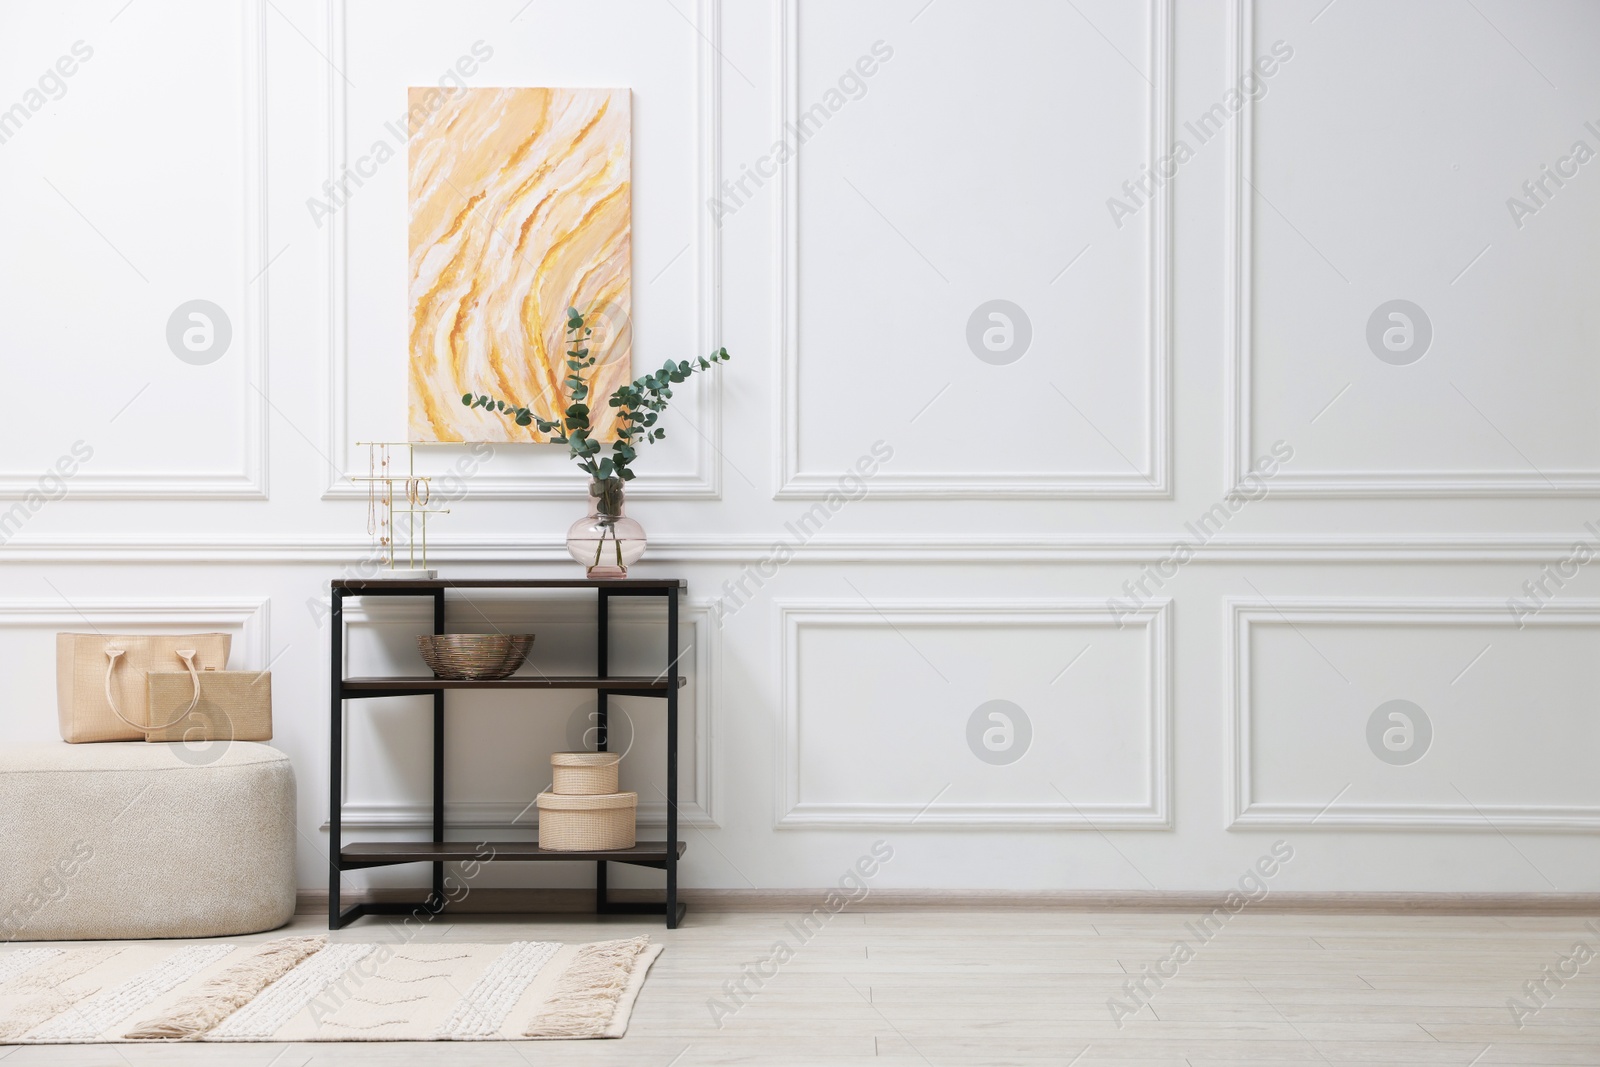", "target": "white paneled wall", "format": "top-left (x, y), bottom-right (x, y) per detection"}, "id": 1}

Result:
top-left (0, 1), bottom-right (267, 498)
top-left (1234, 0), bottom-right (1600, 495)
top-left (336, 595), bottom-right (716, 831)
top-left (1, 0), bottom-right (1597, 895)
top-left (778, 0), bottom-right (1169, 497)
top-left (778, 600), bottom-right (1168, 828)
top-left (1232, 600), bottom-right (1600, 830)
